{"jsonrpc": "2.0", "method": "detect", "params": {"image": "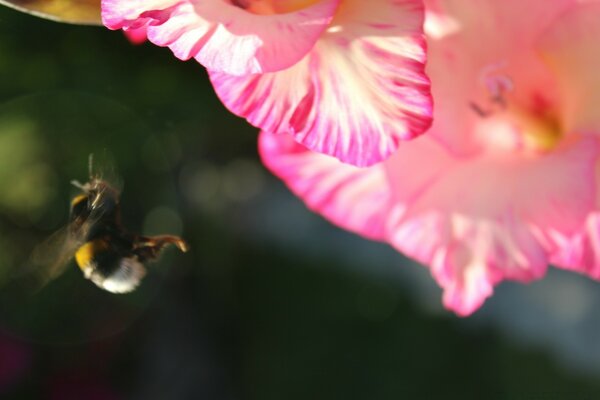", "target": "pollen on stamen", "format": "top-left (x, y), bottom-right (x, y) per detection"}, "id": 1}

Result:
top-left (516, 108), bottom-right (562, 153)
